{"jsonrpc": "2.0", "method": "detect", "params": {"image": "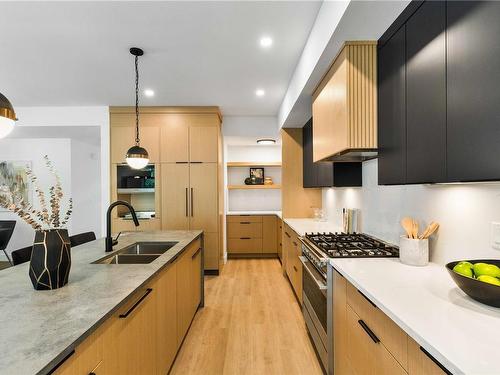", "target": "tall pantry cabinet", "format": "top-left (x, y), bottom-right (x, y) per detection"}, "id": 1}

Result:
top-left (110, 107), bottom-right (224, 273)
